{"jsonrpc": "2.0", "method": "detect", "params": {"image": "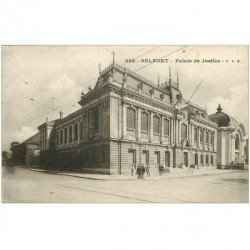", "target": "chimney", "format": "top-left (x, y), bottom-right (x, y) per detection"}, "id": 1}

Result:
top-left (59, 111), bottom-right (63, 119)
